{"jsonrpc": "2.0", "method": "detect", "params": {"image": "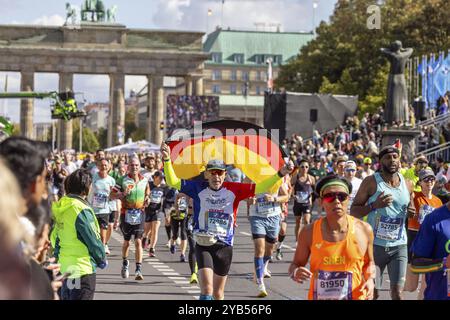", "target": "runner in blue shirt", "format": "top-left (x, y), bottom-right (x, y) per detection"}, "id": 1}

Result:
top-left (410, 203), bottom-right (450, 300)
